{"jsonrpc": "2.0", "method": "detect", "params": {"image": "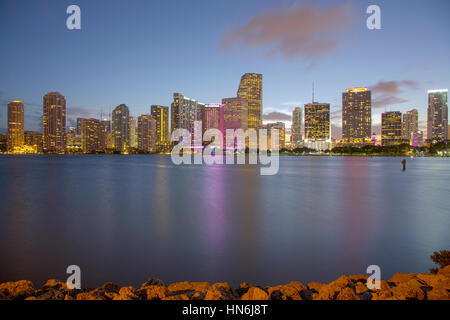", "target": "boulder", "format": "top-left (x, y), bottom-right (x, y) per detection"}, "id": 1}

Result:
top-left (143, 285), bottom-right (169, 300)
top-left (336, 287), bottom-right (360, 300)
top-left (167, 281), bottom-right (211, 294)
top-left (438, 265), bottom-right (450, 278)
top-left (141, 278), bottom-right (165, 288)
top-left (112, 286), bottom-right (140, 300)
top-left (241, 287), bottom-right (269, 300)
top-left (267, 282), bottom-right (305, 300)
top-left (391, 279), bottom-right (425, 300)
top-left (0, 280), bottom-right (34, 300)
top-left (43, 279), bottom-right (68, 292)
